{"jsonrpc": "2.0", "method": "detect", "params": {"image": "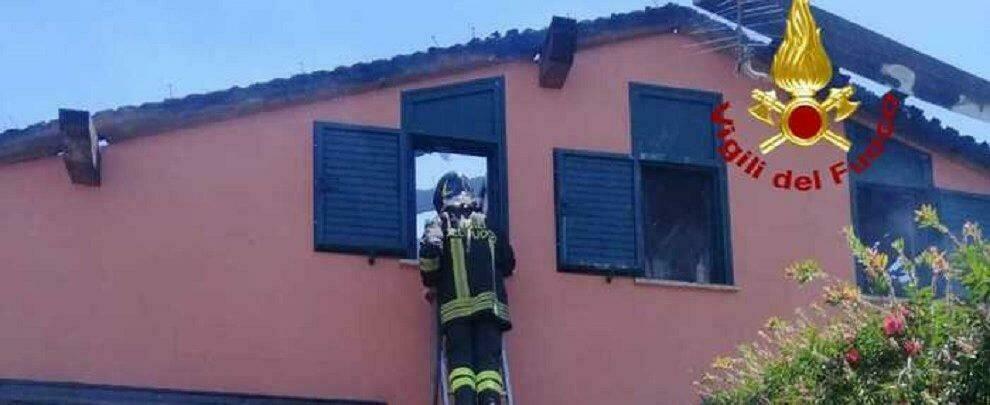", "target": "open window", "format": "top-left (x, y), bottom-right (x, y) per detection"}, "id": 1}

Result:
top-left (554, 83), bottom-right (732, 285)
top-left (313, 77), bottom-right (507, 259)
top-left (414, 150), bottom-right (488, 257)
top-left (641, 163), bottom-right (727, 284)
